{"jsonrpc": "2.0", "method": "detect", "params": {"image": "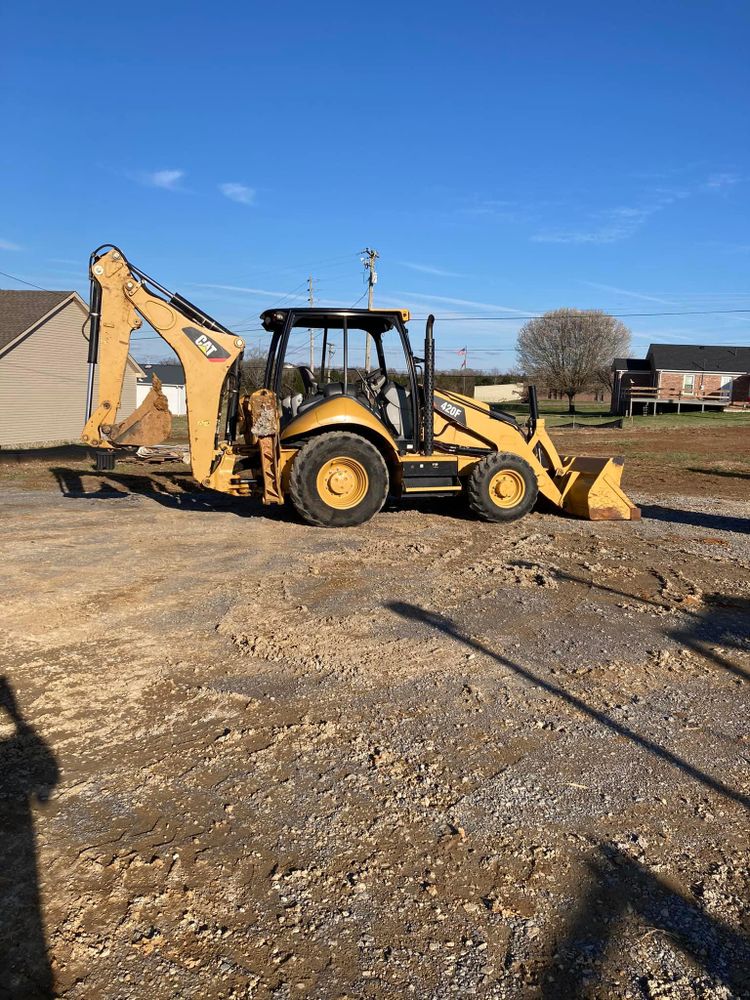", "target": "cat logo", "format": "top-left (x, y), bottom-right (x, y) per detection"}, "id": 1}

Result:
top-left (182, 326), bottom-right (231, 362)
